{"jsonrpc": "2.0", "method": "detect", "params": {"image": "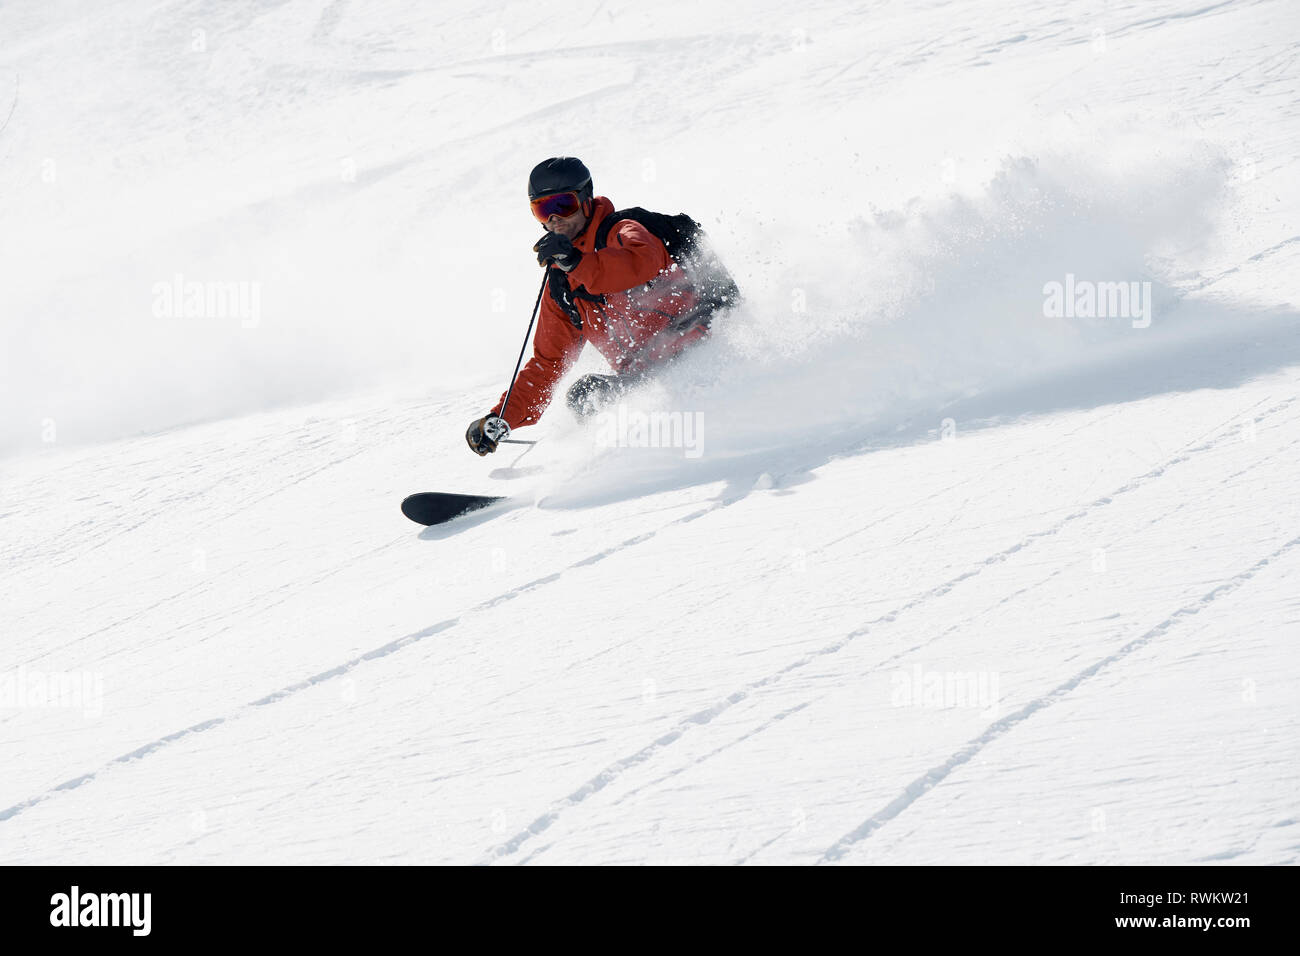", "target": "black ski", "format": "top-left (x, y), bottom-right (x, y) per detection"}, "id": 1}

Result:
top-left (401, 492), bottom-right (505, 527)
